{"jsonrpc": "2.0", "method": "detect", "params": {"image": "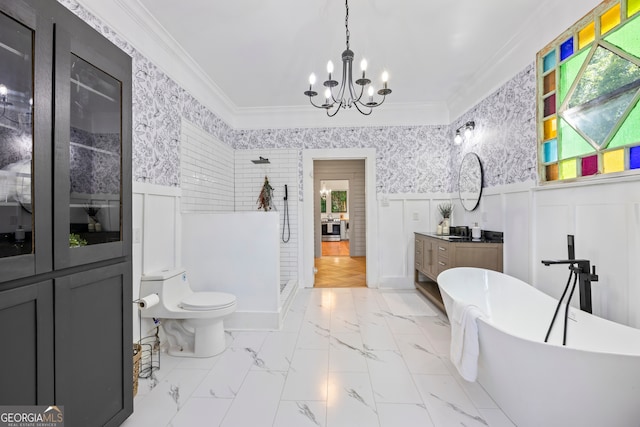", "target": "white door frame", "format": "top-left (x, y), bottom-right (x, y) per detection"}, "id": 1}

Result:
top-left (302, 148), bottom-right (378, 288)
